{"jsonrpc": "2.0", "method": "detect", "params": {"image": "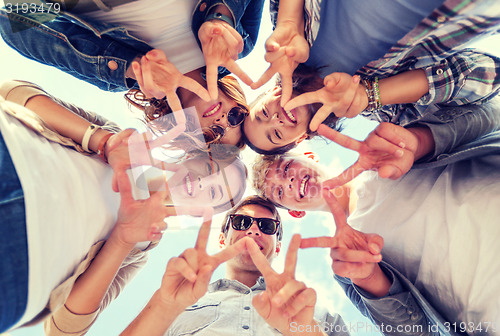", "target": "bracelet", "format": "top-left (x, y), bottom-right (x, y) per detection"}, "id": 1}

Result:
top-left (97, 133), bottom-right (113, 163)
top-left (81, 125), bottom-right (100, 153)
top-left (204, 12), bottom-right (235, 28)
top-left (362, 77), bottom-right (381, 111)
